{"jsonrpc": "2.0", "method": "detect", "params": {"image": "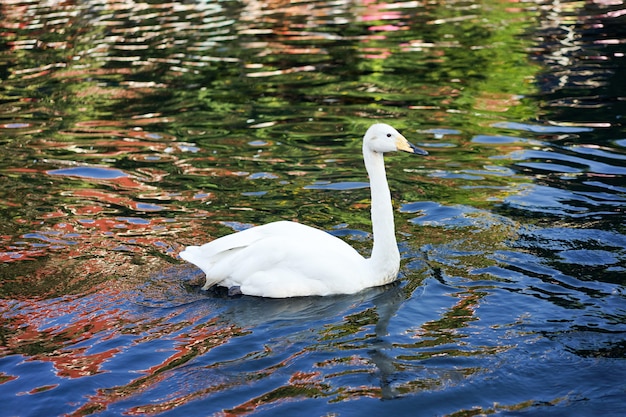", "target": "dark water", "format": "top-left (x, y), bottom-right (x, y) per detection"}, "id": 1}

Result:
top-left (1, 0), bottom-right (625, 415)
